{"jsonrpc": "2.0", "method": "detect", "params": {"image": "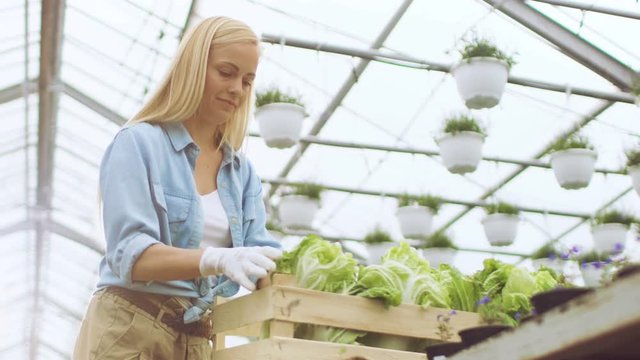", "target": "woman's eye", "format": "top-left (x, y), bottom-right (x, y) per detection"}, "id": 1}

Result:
top-left (219, 70), bottom-right (232, 77)
top-left (243, 80), bottom-right (252, 87)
